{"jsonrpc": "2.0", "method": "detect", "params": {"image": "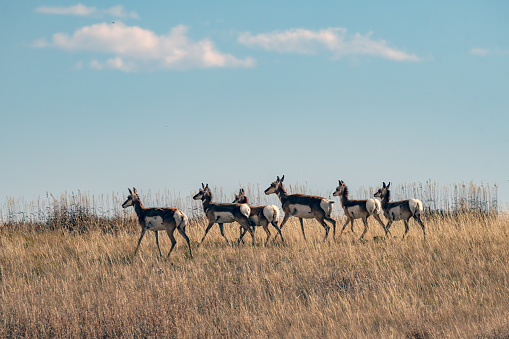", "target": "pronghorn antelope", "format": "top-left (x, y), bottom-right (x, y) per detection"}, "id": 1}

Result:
top-left (193, 183), bottom-right (255, 246)
top-left (264, 176), bottom-right (336, 241)
top-left (374, 182), bottom-right (426, 239)
top-left (233, 188), bottom-right (284, 245)
top-left (122, 188), bottom-right (192, 258)
top-left (333, 180), bottom-right (388, 239)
